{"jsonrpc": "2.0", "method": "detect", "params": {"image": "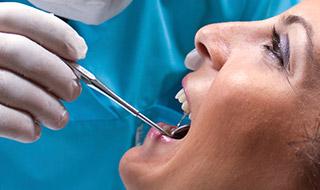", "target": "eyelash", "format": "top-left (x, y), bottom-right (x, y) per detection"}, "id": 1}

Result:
top-left (264, 27), bottom-right (285, 68)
